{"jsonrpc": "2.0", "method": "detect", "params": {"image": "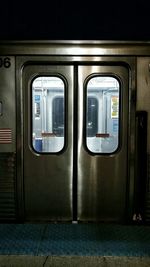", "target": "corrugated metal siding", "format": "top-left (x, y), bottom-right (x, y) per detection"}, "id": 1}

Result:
top-left (0, 153), bottom-right (16, 221)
